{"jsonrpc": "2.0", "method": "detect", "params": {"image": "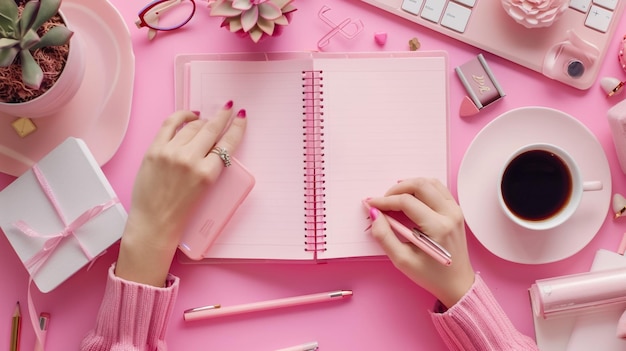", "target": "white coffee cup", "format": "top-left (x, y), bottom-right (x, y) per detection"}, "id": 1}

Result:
top-left (498, 143), bottom-right (602, 231)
